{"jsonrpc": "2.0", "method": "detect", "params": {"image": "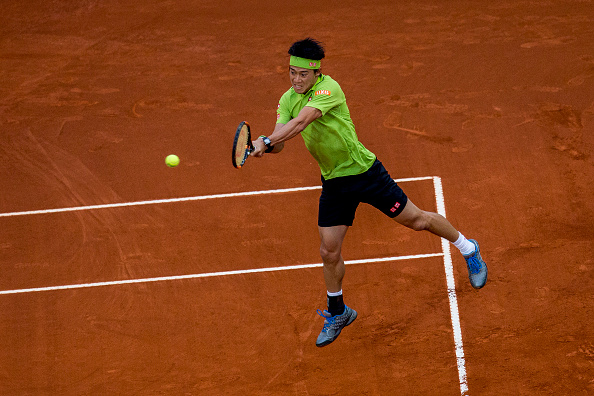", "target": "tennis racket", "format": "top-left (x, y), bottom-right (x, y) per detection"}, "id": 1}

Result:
top-left (232, 121), bottom-right (254, 168)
